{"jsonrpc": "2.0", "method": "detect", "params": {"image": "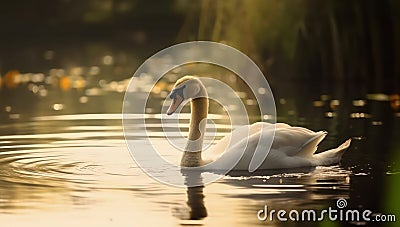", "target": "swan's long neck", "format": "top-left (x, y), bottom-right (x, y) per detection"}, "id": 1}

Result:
top-left (181, 93), bottom-right (208, 167)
